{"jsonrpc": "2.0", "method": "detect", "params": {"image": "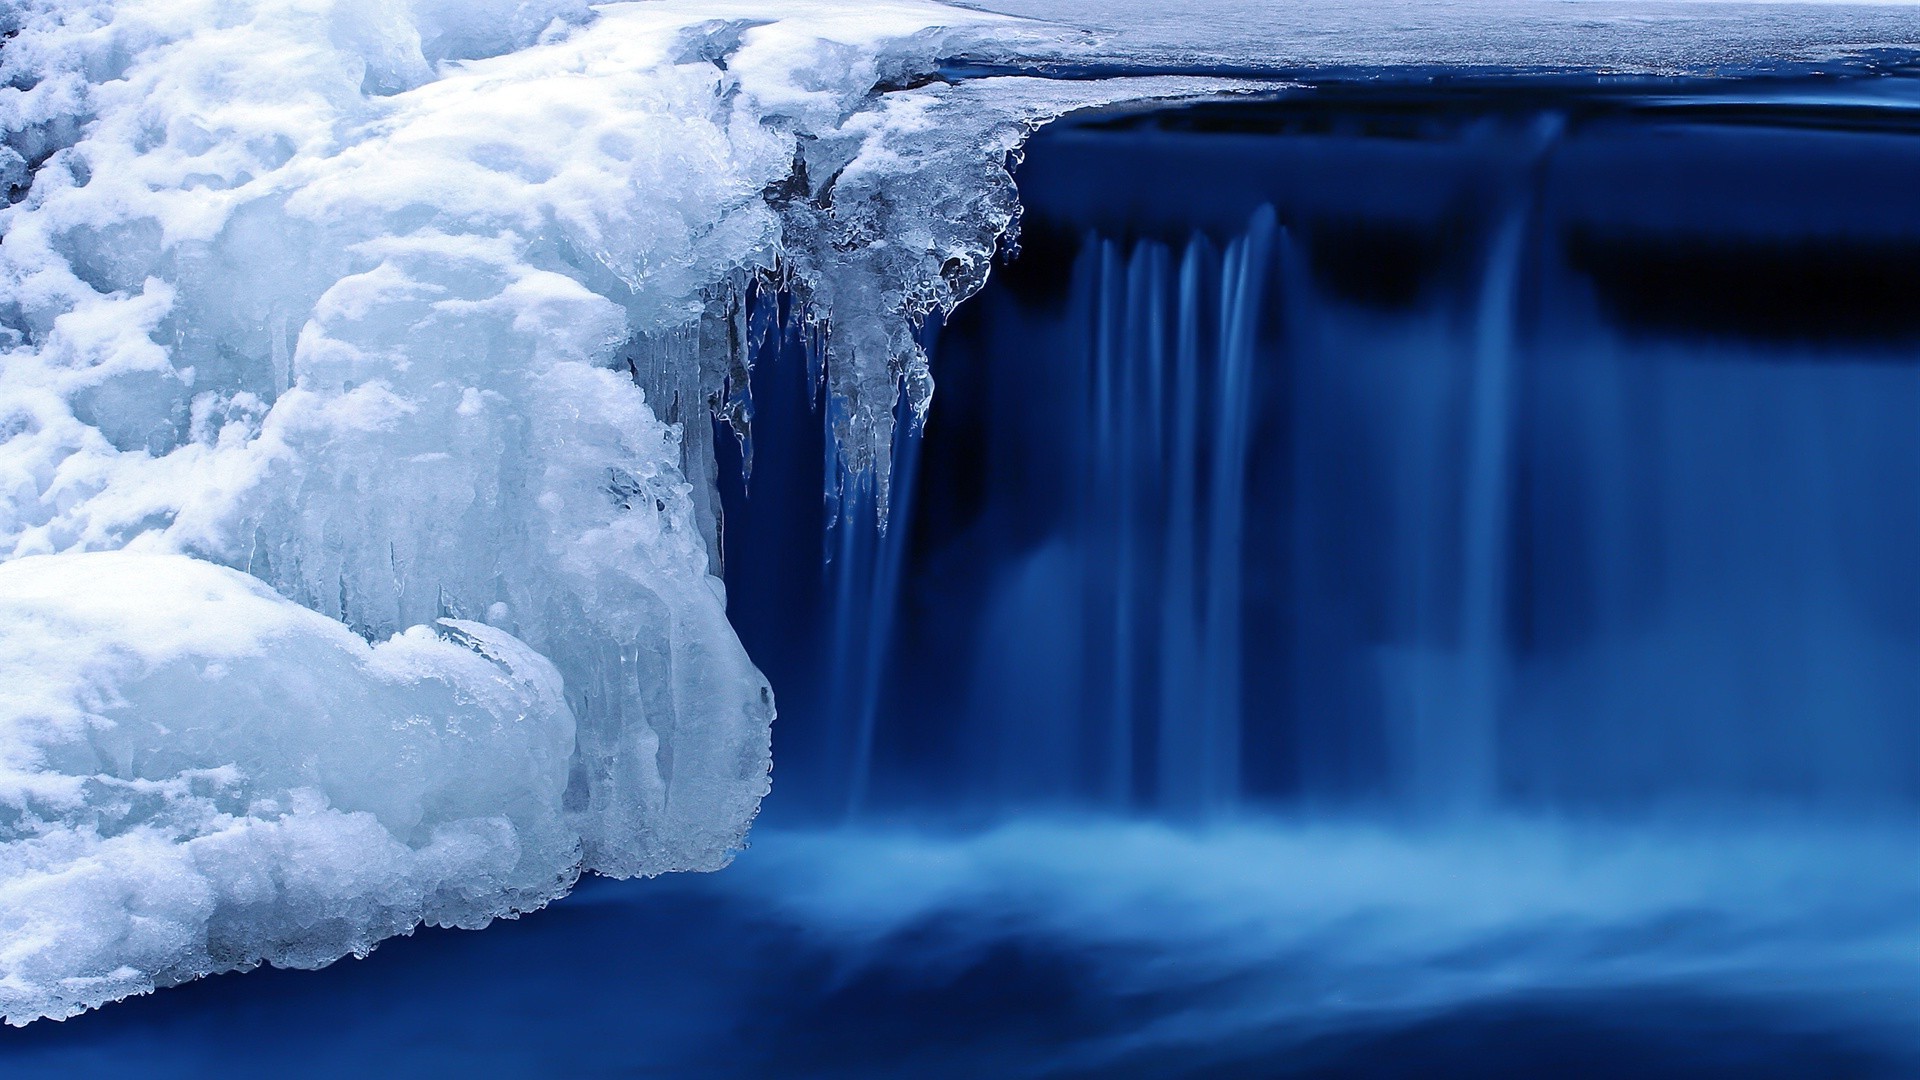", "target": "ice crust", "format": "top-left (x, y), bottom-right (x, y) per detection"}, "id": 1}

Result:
top-left (0, 0), bottom-right (1254, 1023)
top-left (959, 0), bottom-right (1920, 74)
